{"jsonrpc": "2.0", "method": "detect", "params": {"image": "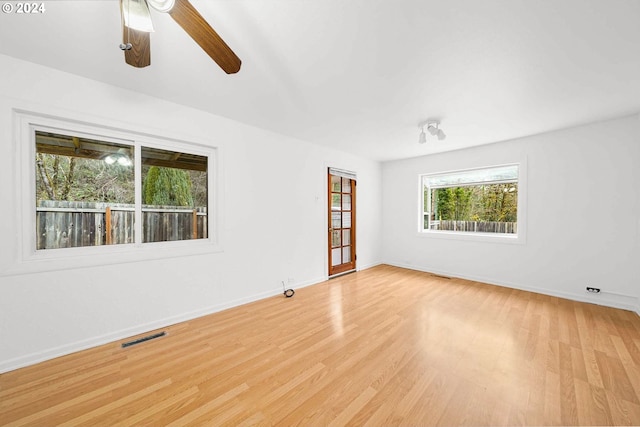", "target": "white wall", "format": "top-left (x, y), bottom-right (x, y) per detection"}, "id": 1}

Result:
top-left (2, 53), bottom-right (637, 374)
top-left (0, 55), bottom-right (382, 372)
top-left (382, 114), bottom-right (640, 313)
